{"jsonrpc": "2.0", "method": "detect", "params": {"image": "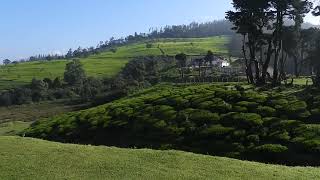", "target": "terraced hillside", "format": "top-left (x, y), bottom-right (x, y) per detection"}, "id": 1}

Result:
top-left (0, 136), bottom-right (319, 180)
top-left (0, 36), bottom-right (230, 90)
top-left (26, 84), bottom-right (320, 166)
